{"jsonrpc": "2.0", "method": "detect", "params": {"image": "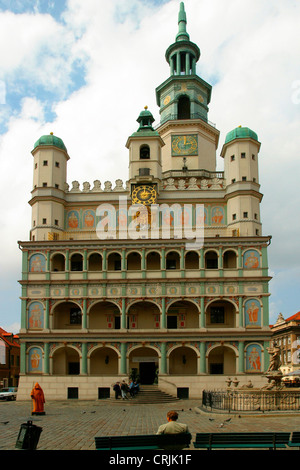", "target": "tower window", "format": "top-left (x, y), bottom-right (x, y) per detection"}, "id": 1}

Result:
top-left (35, 163), bottom-right (37, 169)
top-left (252, 154), bottom-right (256, 160)
top-left (241, 153), bottom-right (246, 158)
top-left (55, 184), bottom-right (59, 189)
top-left (232, 214), bottom-right (236, 220)
top-left (177, 96), bottom-right (190, 119)
top-left (55, 219), bottom-right (59, 226)
top-left (43, 160), bottom-right (48, 166)
top-left (231, 155), bottom-right (235, 161)
top-left (55, 161), bottom-right (60, 168)
top-left (140, 145), bottom-right (150, 159)
top-left (42, 182), bottom-right (47, 187)
top-left (42, 218), bottom-right (47, 224)
top-left (243, 212), bottom-right (248, 218)
top-left (231, 178), bottom-right (236, 184)
top-left (242, 176), bottom-right (247, 181)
